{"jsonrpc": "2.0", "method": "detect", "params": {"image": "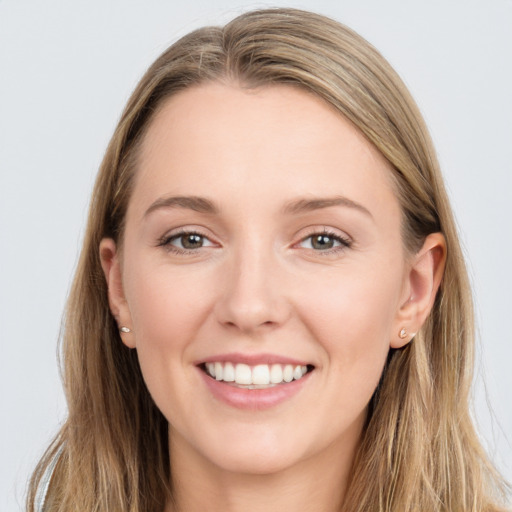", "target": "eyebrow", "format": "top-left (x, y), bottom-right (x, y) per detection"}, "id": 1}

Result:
top-left (144, 195), bottom-right (218, 217)
top-left (143, 194), bottom-right (373, 219)
top-left (282, 195), bottom-right (373, 219)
